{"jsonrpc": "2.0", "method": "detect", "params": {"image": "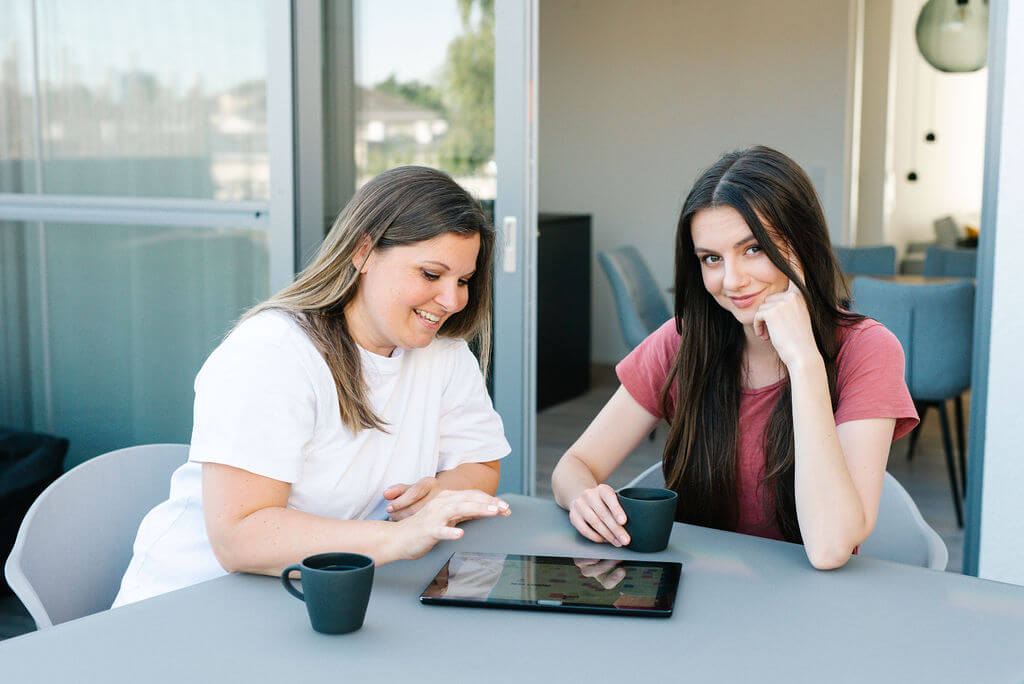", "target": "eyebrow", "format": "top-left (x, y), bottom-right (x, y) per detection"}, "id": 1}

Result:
top-left (422, 261), bottom-right (476, 278)
top-left (693, 234), bottom-right (758, 253)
